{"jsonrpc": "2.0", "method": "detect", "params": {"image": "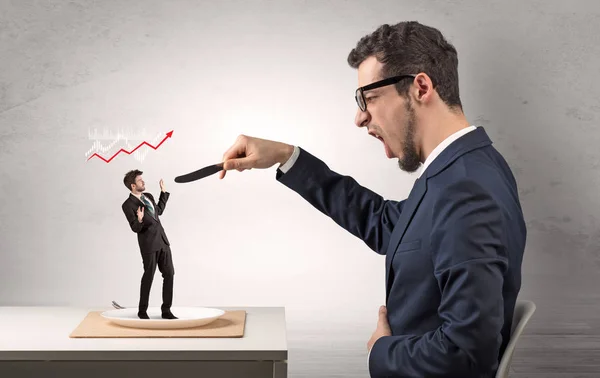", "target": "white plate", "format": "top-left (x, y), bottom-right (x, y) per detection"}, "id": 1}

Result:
top-left (100, 307), bottom-right (225, 329)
